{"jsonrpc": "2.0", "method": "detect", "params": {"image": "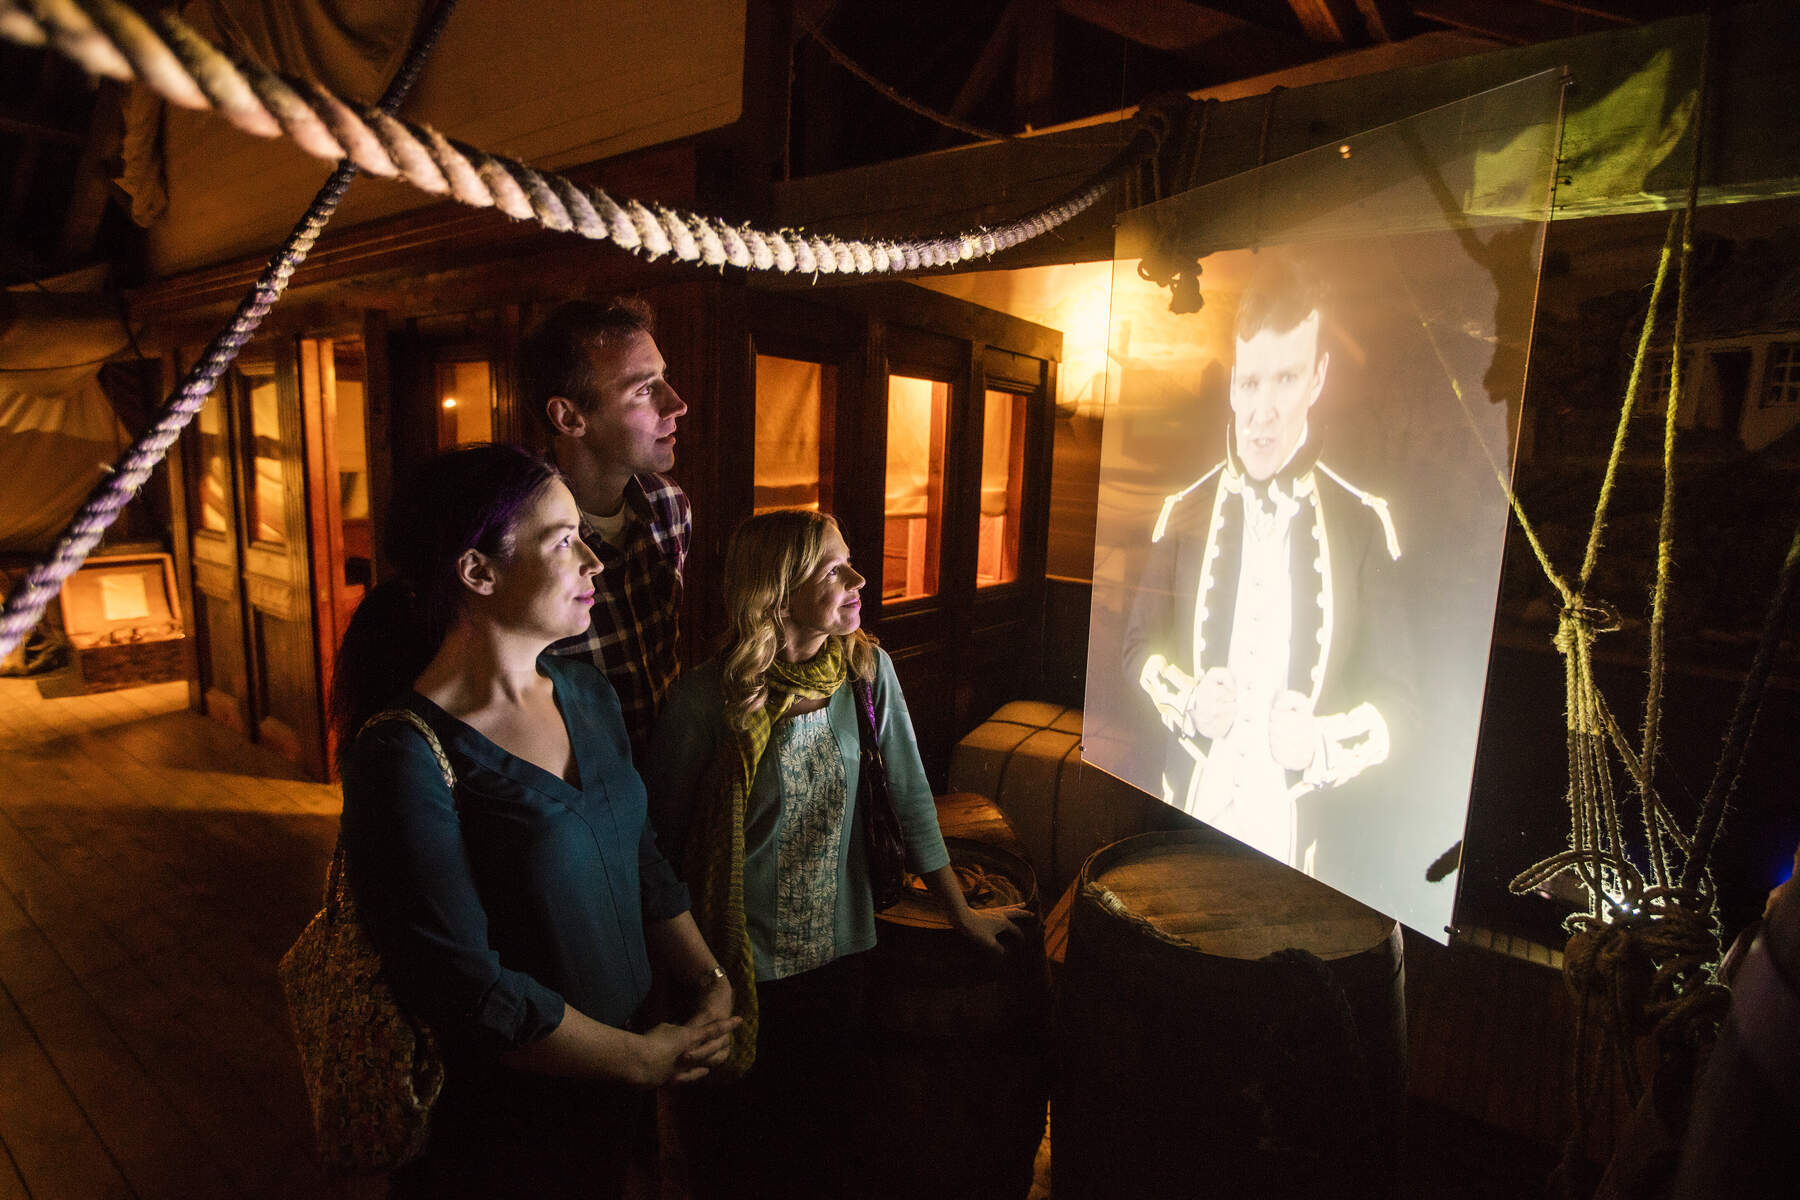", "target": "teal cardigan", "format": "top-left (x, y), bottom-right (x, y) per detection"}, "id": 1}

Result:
top-left (644, 647), bottom-right (950, 980)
